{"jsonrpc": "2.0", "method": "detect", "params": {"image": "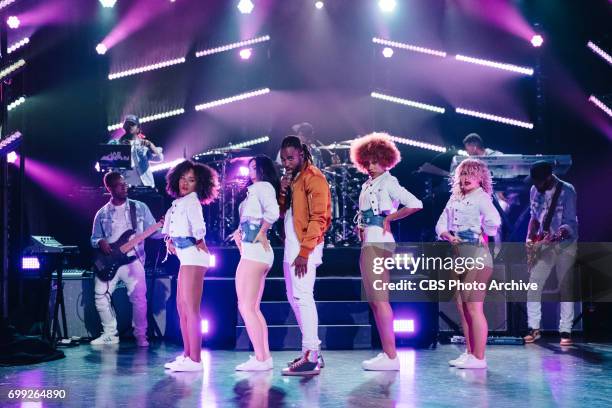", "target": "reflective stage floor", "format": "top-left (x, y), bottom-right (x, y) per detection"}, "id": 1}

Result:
top-left (2, 342), bottom-right (612, 407)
